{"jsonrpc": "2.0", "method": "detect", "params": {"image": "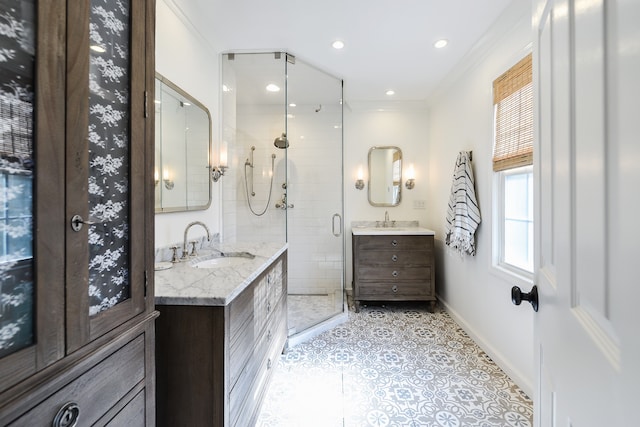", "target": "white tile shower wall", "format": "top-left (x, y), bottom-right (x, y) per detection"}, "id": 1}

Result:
top-left (224, 103), bottom-right (343, 296)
